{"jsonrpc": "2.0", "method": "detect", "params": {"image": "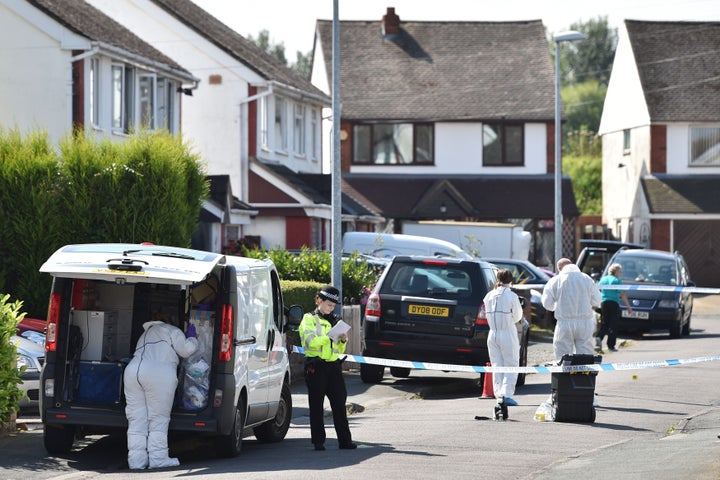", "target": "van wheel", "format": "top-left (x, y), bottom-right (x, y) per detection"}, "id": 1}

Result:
top-left (215, 397), bottom-right (245, 458)
top-left (390, 367), bottom-right (410, 378)
top-left (360, 363), bottom-right (384, 383)
top-left (44, 424), bottom-right (75, 454)
top-left (254, 382), bottom-right (292, 442)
